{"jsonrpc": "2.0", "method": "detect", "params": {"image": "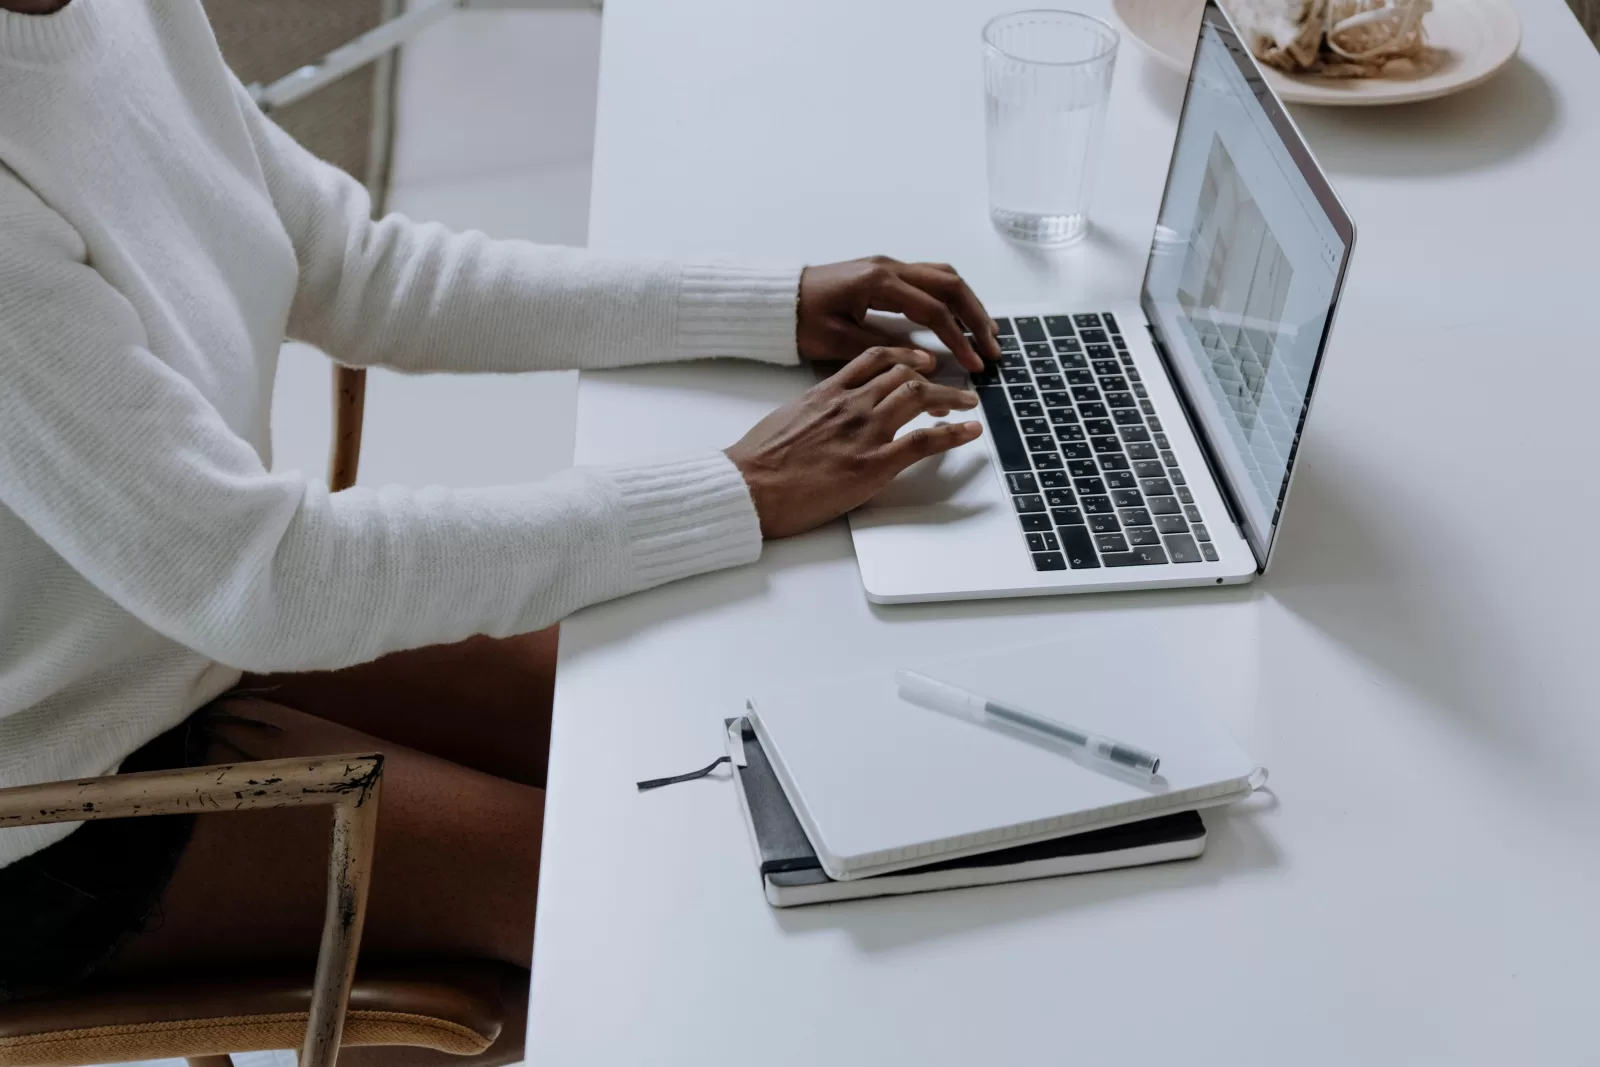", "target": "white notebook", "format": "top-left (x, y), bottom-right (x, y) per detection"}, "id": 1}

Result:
top-left (745, 639), bottom-right (1264, 881)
